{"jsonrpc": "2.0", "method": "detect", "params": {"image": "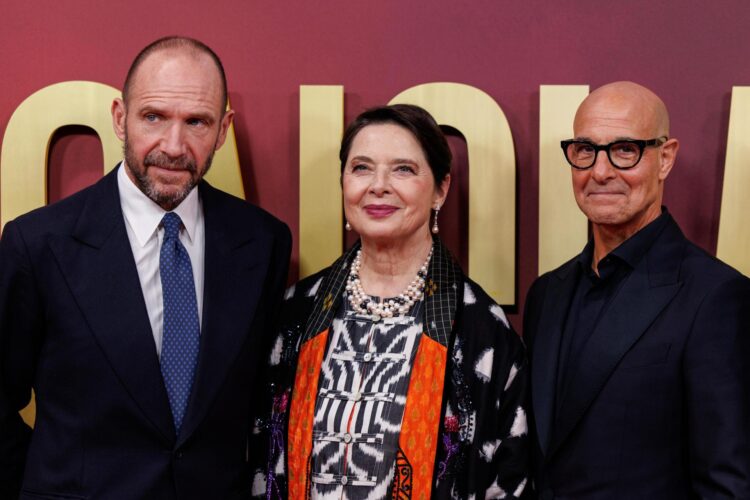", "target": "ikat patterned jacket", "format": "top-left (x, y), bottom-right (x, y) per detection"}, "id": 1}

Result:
top-left (250, 239), bottom-right (531, 499)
